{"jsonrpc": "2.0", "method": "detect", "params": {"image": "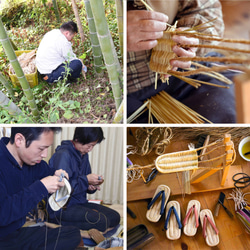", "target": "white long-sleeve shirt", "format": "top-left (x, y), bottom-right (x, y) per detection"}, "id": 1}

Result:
top-left (36, 29), bottom-right (79, 74)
